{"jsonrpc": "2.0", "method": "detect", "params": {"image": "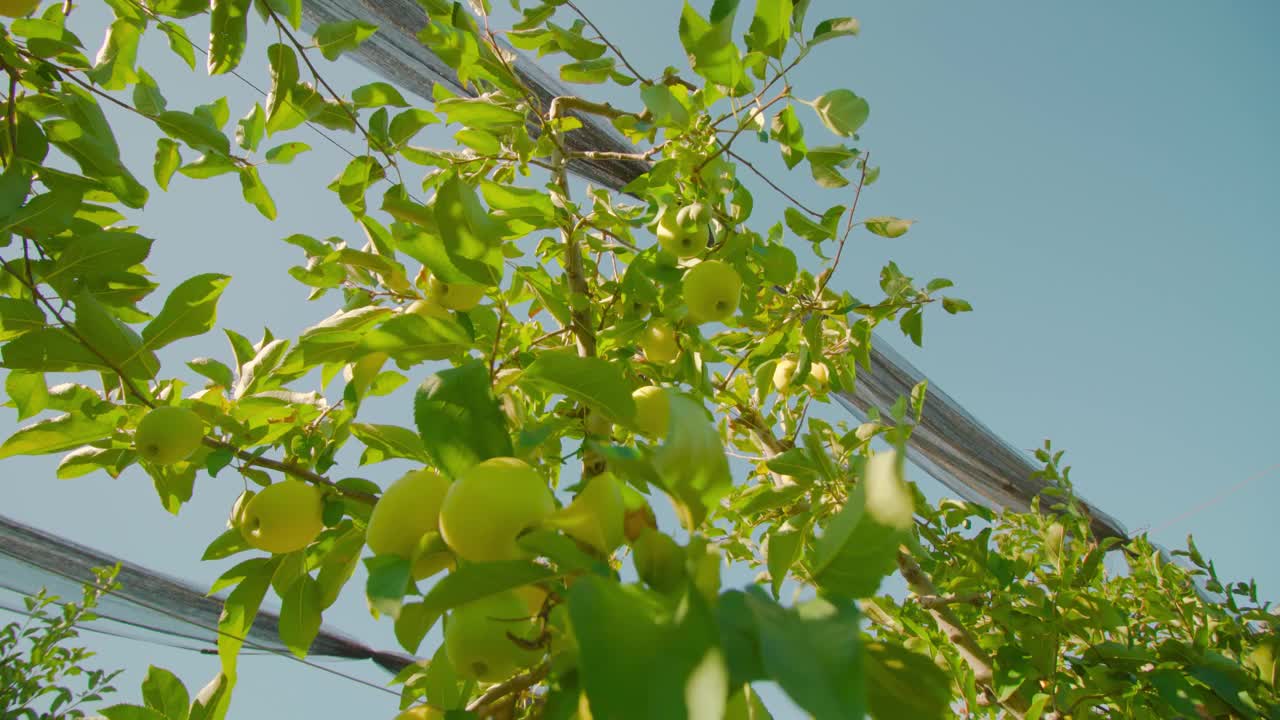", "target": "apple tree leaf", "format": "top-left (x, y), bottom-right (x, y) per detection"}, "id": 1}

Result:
top-left (864, 642), bottom-right (951, 720)
top-left (421, 559), bottom-right (555, 616)
top-left (811, 89), bottom-right (869, 138)
top-left (279, 575), bottom-right (323, 658)
top-left (519, 349), bottom-right (637, 426)
top-left (652, 393), bottom-right (733, 530)
top-left (217, 556), bottom-right (280, 680)
top-left (140, 665), bottom-right (190, 720)
top-left (141, 274), bottom-right (231, 351)
top-left (413, 359), bottom-right (513, 479)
